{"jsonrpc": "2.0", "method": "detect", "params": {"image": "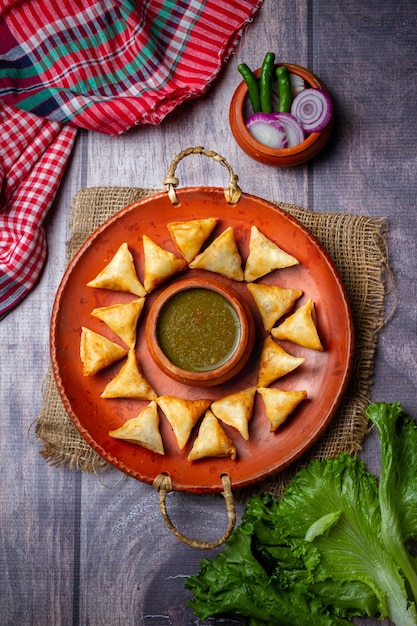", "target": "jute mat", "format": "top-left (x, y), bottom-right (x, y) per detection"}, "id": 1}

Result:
top-left (36, 186), bottom-right (389, 499)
